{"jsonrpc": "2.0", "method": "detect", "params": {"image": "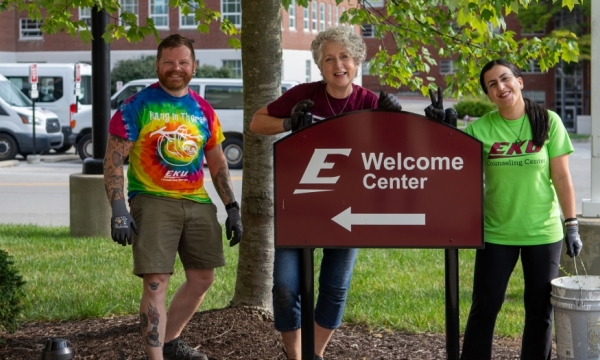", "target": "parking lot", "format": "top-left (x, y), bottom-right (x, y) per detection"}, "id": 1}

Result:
top-left (0, 138), bottom-right (592, 228)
